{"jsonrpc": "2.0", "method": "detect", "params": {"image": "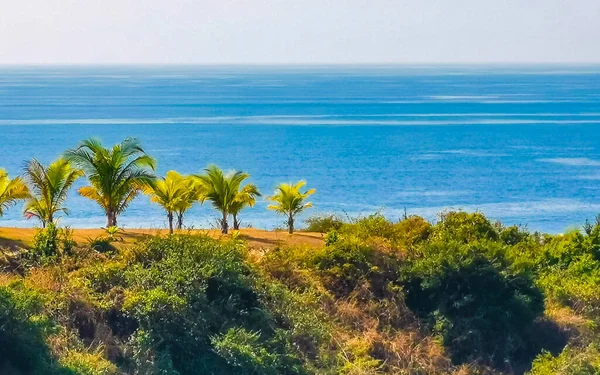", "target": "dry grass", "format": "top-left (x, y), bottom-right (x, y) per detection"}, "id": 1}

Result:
top-left (0, 227), bottom-right (324, 251)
